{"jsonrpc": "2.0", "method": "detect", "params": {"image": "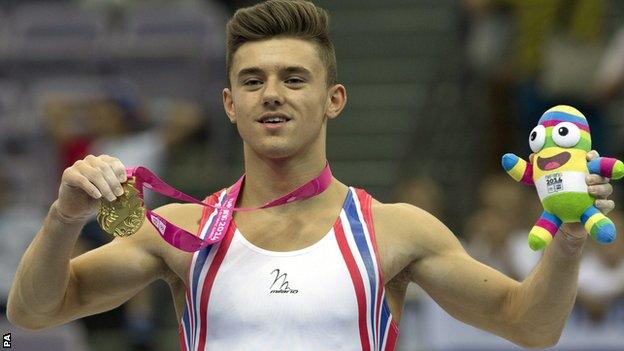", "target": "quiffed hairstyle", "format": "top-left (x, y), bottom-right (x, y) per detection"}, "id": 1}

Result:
top-left (226, 0), bottom-right (337, 86)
